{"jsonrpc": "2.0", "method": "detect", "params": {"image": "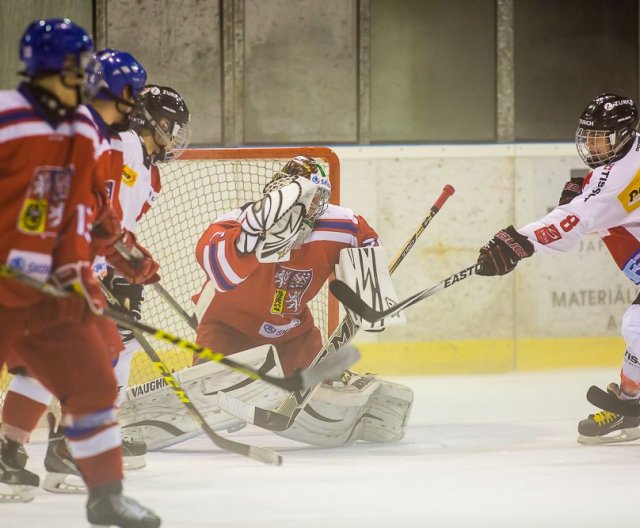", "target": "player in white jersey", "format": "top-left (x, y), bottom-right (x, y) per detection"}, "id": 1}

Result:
top-left (473, 93), bottom-right (640, 444)
top-left (100, 85), bottom-right (191, 449)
